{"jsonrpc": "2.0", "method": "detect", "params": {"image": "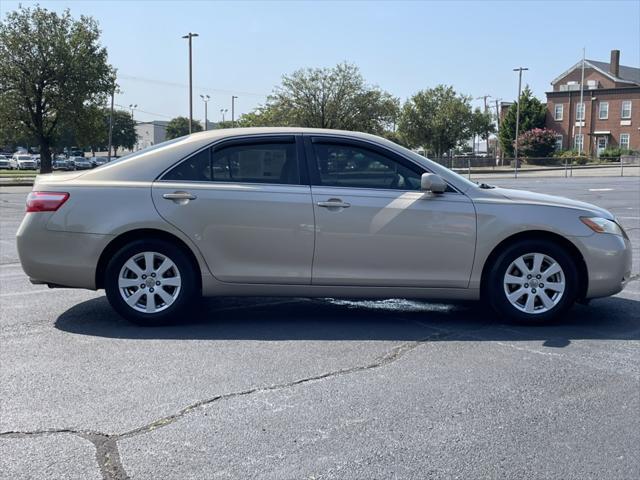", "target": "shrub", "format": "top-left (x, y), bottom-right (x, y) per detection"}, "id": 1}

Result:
top-left (552, 149), bottom-right (589, 165)
top-left (600, 147), bottom-right (633, 159)
top-left (515, 128), bottom-right (558, 158)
